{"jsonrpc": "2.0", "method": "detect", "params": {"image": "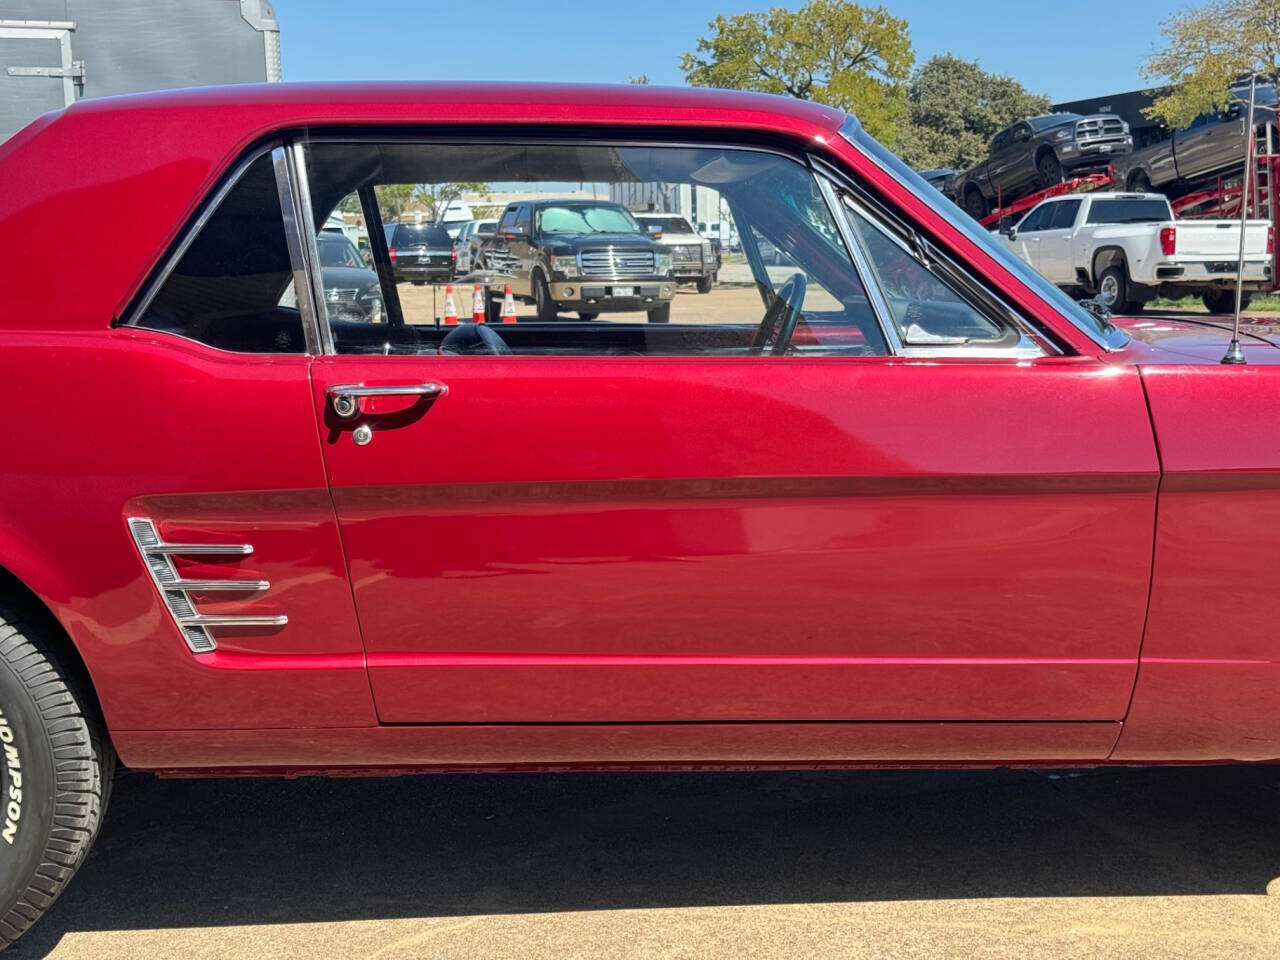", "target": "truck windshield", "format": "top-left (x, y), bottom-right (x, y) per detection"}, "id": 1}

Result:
top-left (1086, 199), bottom-right (1172, 224)
top-left (645, 217), bottom-right (696, 233)
top-left (538, 205), bottom-right (640, 235)
top-left (843, 119), bottom-right (1128, 350)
